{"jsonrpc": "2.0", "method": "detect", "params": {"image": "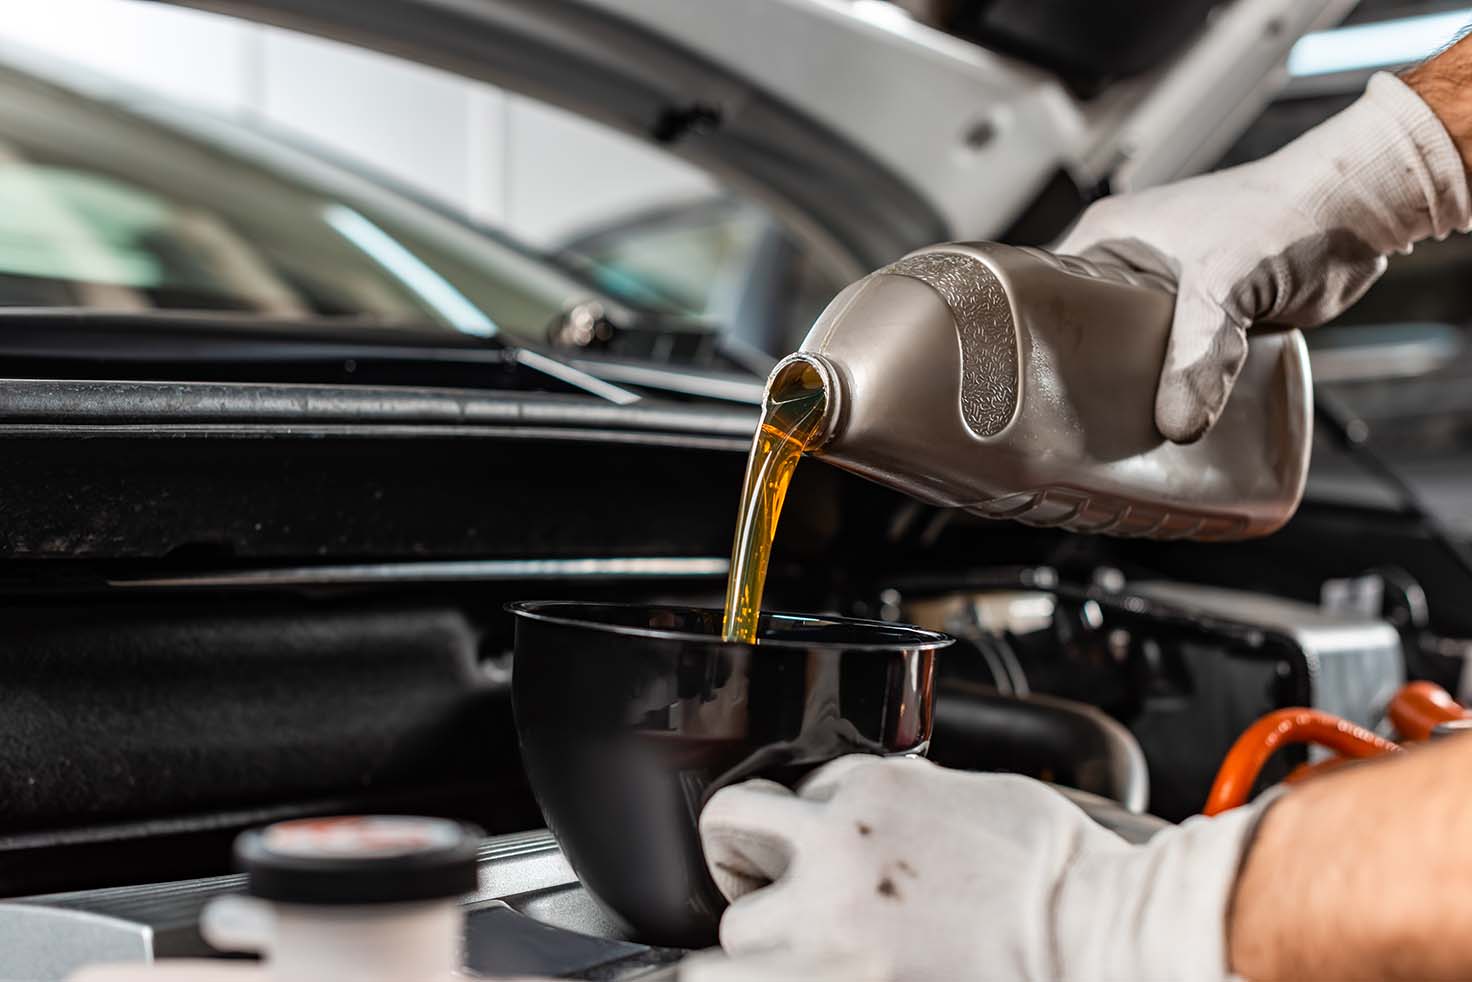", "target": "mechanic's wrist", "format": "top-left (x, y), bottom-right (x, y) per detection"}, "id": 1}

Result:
top-left (1403, 32), bottom-right (1472, 176)
top-left (1225, 788), bottom-right (1300, 981)
top-left (1056, 803), bottom-right (1268, 981)
top-left (1226, 771), bottom-right (1416, 981)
